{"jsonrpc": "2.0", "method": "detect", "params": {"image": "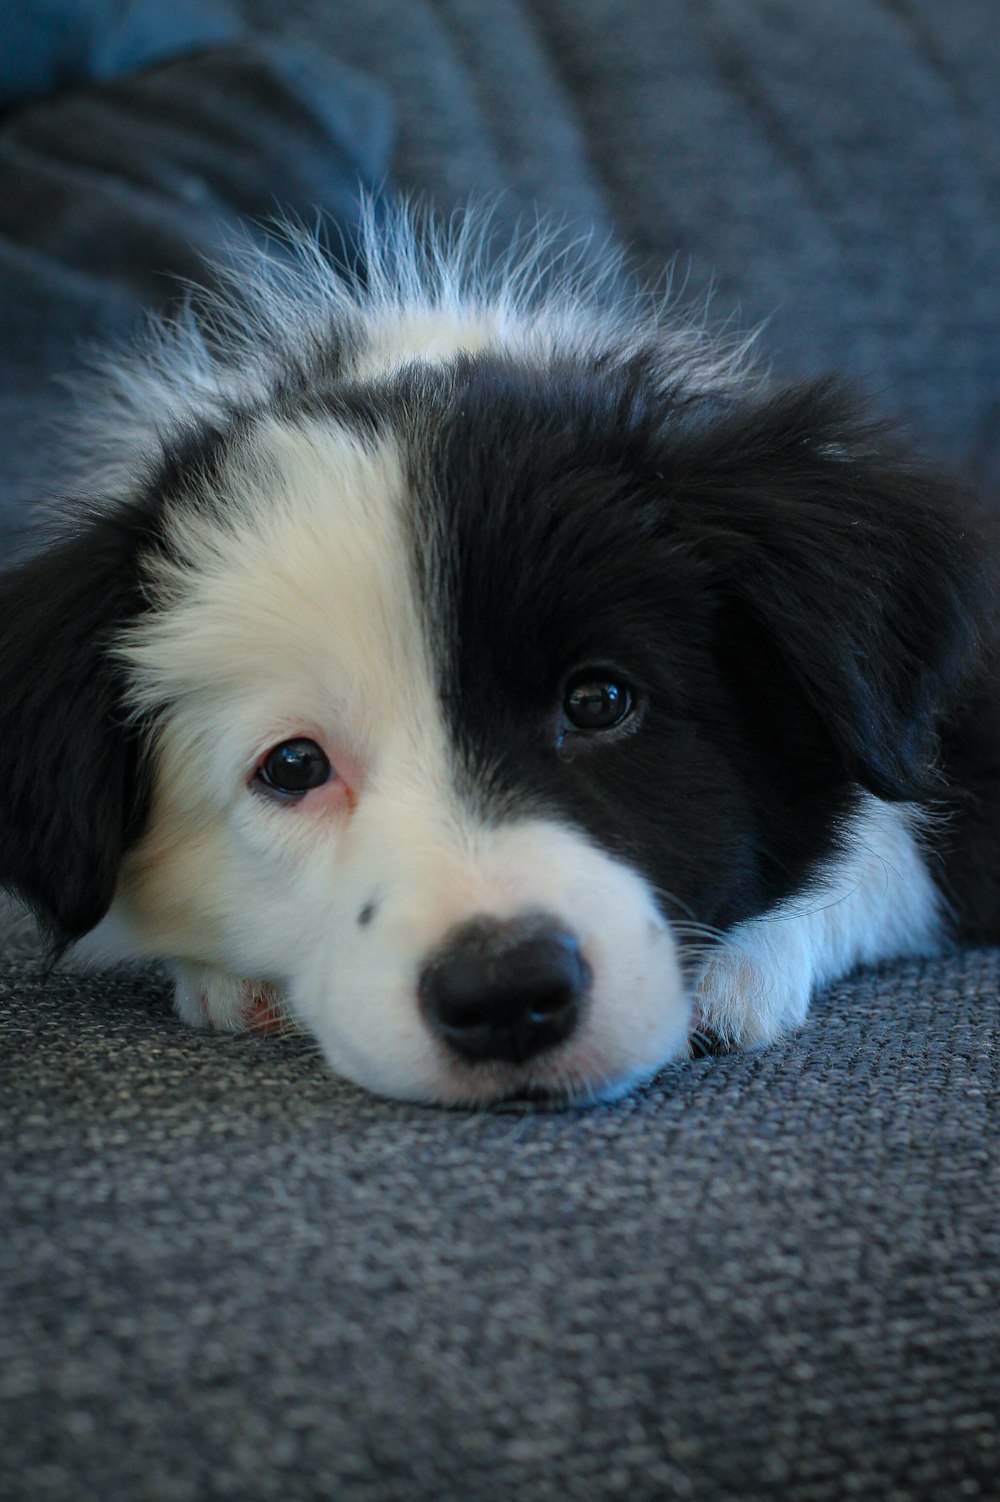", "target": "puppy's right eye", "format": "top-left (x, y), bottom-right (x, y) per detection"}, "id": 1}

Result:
top-left (254, 739), bottom-right (332, 796)
top-left (562, 676), bottom-right (634, 733)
